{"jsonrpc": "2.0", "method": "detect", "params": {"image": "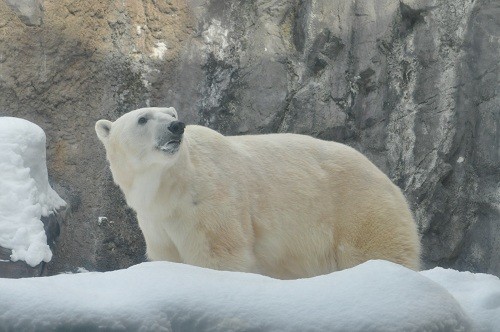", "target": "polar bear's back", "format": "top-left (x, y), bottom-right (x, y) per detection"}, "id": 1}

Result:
top-left (185, 126), bottom-right (420, 278)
